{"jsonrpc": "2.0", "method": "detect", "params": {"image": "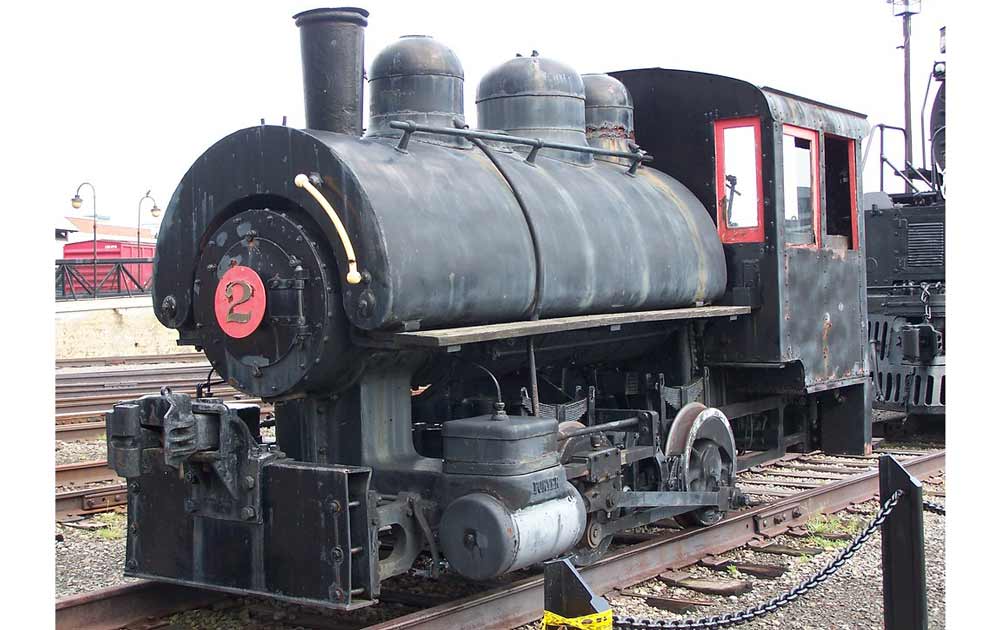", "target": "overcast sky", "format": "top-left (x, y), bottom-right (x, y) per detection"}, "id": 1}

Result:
top-left (14, 0), bottom-right (946, 229)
